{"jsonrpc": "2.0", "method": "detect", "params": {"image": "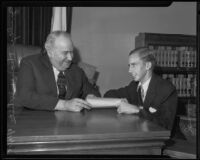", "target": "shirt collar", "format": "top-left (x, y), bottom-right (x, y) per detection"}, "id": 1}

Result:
top-left (137, 76), bottom-right (152, 91)
top-left (52, 66), bottom-right (60, 73)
